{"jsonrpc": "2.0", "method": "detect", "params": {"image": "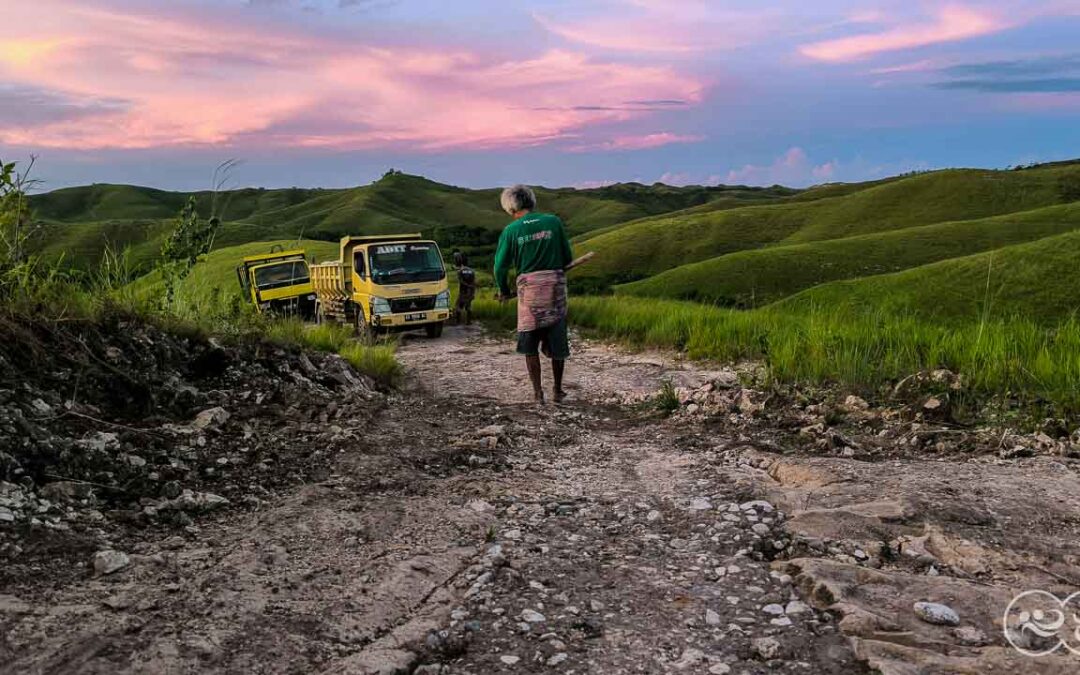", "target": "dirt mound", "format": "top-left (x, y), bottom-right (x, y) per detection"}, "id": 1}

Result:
top-left (0, 312), bottom-right (381, 585)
